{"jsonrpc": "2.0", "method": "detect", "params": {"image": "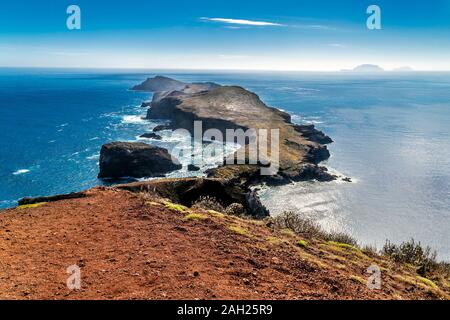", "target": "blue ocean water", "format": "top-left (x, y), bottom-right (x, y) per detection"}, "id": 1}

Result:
top-left (1, 69), bottom-right (449, 259)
